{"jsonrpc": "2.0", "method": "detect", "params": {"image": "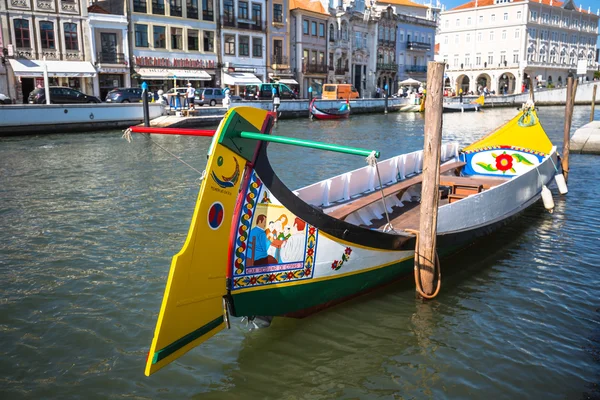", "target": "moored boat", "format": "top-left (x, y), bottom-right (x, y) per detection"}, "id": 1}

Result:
top-left (443, 95), bottom-right (485, 113)
top-left (144, 103), bottom-right (558, 376)
top-left (309, 99), bottom-right (351, 120)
